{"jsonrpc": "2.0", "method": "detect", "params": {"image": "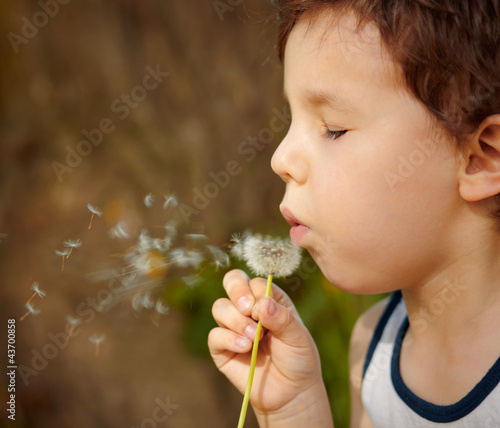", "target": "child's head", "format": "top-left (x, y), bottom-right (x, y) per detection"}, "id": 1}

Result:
top-left (274, 0), bottom-right (500, 142)
top-left (271, 0), bottom-right (500, 292)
